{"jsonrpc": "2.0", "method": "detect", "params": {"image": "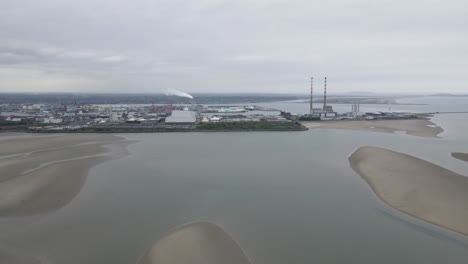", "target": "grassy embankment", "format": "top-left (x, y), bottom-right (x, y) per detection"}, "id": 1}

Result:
top-left (2, 121), bottom-right (308, 133)
top-left (194, 121), bottom-right (307, 131)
